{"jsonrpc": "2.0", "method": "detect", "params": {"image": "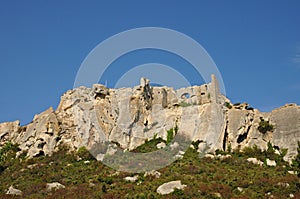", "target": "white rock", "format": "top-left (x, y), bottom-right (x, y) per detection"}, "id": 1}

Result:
top-left (84, 160), bottom-right (90, 164)
top-left (157, 180), bottom-right (186, 195)
top-left (144, 170), bottom-right (161, 178)
top-left (124, 175), bottom-right (139, 182)
top-left (247, 158), bottom-right (264, 166)
top-left (96, 153), bottom-right (105, 161)
top-left (156, 142), bottom-right (166, 149)
top-left (219, 154), bottom-right (232, 160)
top-left (266, 159), bottom-right (276, 167)
top-left (6, 185), bottom-right (22, 196)
top-left (27, 164), bottom-right (38, 169)
top-left (275, 149), bottom-right (281, 155)
top-left (204, 154), bottom-right (215, 159)
top-left (170, 142), bottom-right (179, 150)
top-left (290, 193), bottom-right (294, 198)
top-left (277, 182), bottom-right (289, 188)
top-left (46, 182), bottom-right (65, 191)
top-left (288, 170), bottom-right (297, 175)
top-left (237, 187), bottom-right (243, 192)
top-left (212, 192), bottom-right (222, 198)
